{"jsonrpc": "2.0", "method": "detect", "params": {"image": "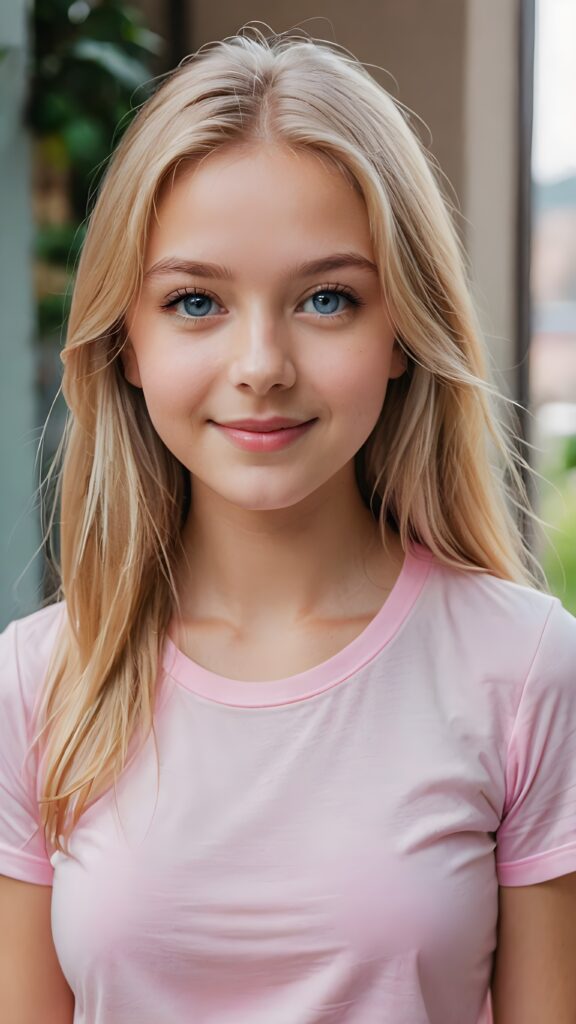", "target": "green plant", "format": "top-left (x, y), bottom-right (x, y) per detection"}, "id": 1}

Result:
top-left (537, 436), bottom-right (576, 614)
top-left (563, 433), bottom-right (576, 471)
top-left (28, 0), bottom-right (164, 335)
